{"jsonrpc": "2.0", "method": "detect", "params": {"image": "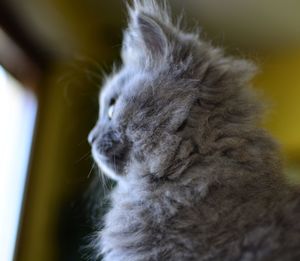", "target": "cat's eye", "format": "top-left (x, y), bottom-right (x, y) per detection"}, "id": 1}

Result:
top-left (108, 98), bottom-right (116, 120)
